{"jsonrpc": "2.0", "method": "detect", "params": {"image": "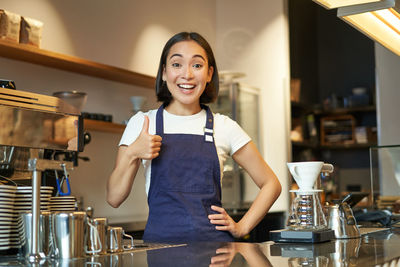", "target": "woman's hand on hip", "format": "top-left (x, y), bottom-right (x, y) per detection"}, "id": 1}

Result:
top-left (208, 205), bottom-right (247, 238)
top-left (127, 115), bottom-right (162, 160)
